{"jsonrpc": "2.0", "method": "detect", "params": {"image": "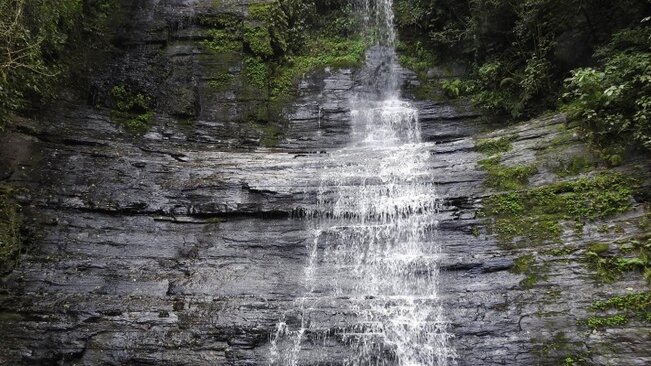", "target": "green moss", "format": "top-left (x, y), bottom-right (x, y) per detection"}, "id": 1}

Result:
top-left (0, 185), bottom-right (22, 270)
top-left (596, 224), bottom-right (610, 233)
top-left (554, 155), bottom-right (594, 177)
top-left (585, 314), bottom-right (629, 329)
top-left (543, 246), bottom-right (578, 256)
top-left (479, 157), bottom-right (538, 190)
top-left (209, 72), bottom-right (233, 90)
top-left (491, 215), bottom-right (562, 245)
top-left (251, 121), bottom-right (282, 147)
top-left (484, 173), bottom-right (634, 219)
top-left (585, 236), bottom-right (651, 283)
top-left (588, 242), bottom-right (610, 255)
top-left (563, 355), bottom-right (590, 366)
top-left (203, 29), bottom-right (241, 54)
top-left (513, 254), bottom-right (535, 273)
top-left (201, 4), bottom-right (370, 106)
top-left (482, 173), bottom-right (635, 246)
top-left (512, 254), bottom-right (549, 288)
top-left (475, 136), bottom-right (516, 155)
top-left (483, 192), bottom-right (524, 215)
top-left (533, 331), bottom-right (569, 357)
top-left (591, 292), bottom-right (651, 314)
top-left (198, 12), bottom-right (241, 29)
top-left (270, 36), bottom-right (368, 100)
top-left (532, 331), bottom-right (590, 365)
